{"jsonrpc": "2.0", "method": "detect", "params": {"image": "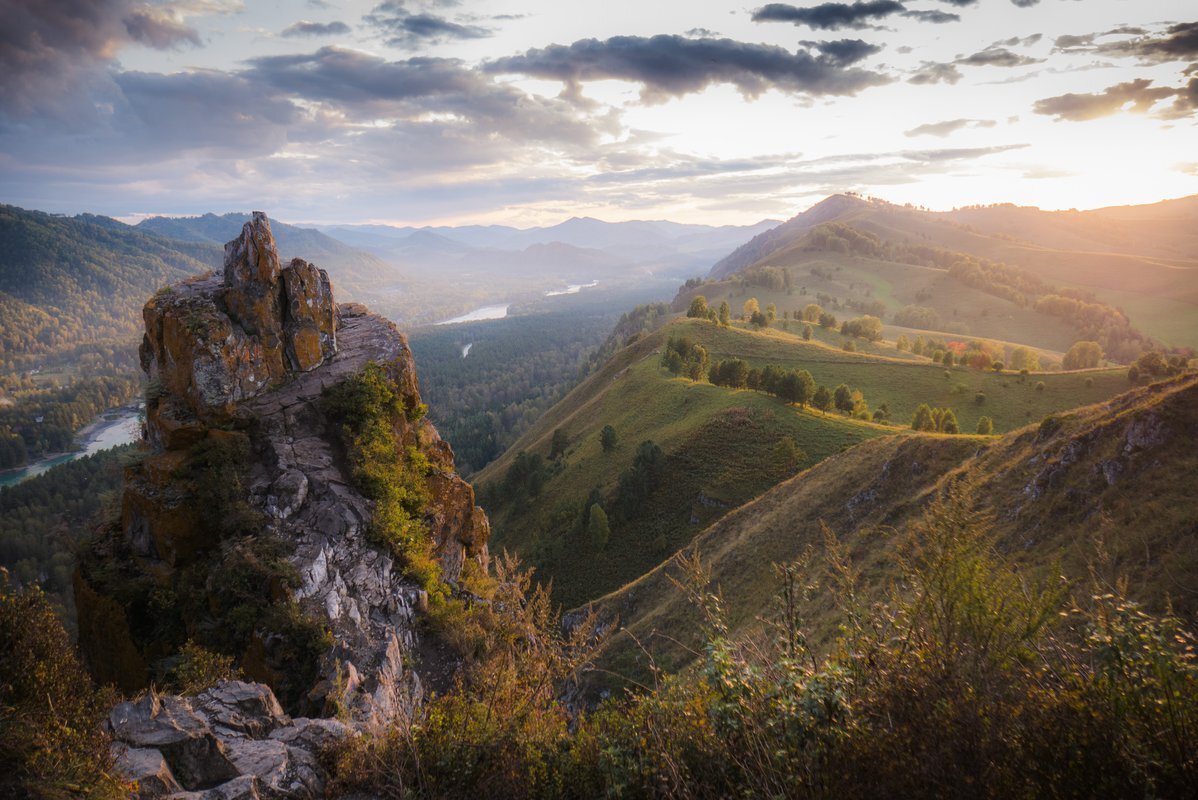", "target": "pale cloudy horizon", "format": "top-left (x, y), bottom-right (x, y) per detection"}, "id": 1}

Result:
top-left (1, 0), bottom-right (1195, 227)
